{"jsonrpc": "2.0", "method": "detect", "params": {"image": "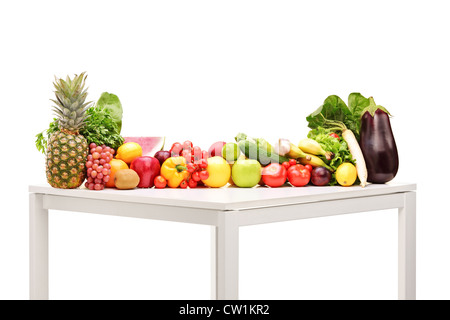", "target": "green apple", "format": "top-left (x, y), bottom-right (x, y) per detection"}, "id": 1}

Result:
top-left (231, 159), bottom-right (262, 188)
